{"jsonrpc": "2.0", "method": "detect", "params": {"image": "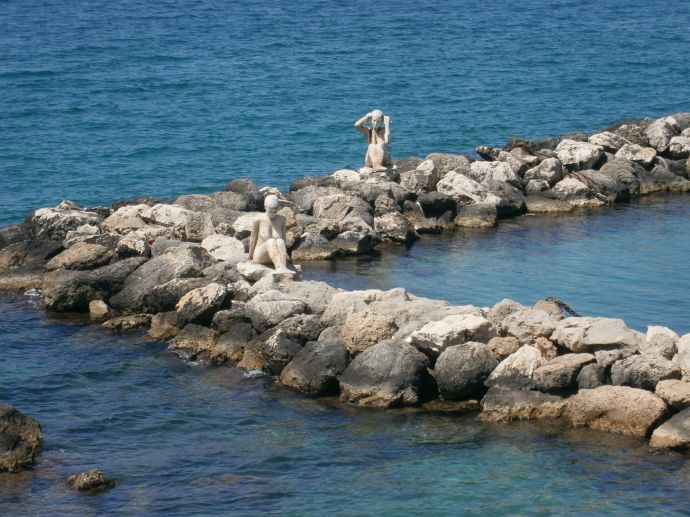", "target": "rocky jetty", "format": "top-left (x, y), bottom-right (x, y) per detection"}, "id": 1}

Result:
top-left (1, 113), bottom-right (690, 451)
